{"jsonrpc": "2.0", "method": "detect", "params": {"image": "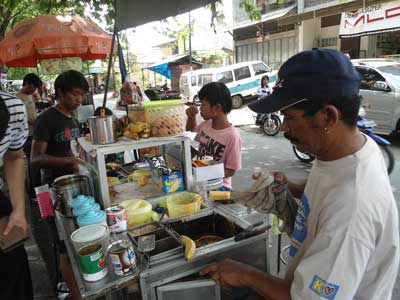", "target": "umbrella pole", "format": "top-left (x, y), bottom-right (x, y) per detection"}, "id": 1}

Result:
top-left (99, 0), bottom-right (117, 114)
top-left (87, 62), bottom-right (94, 105)
top-left (102, 30), bottom-right (116, 108)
